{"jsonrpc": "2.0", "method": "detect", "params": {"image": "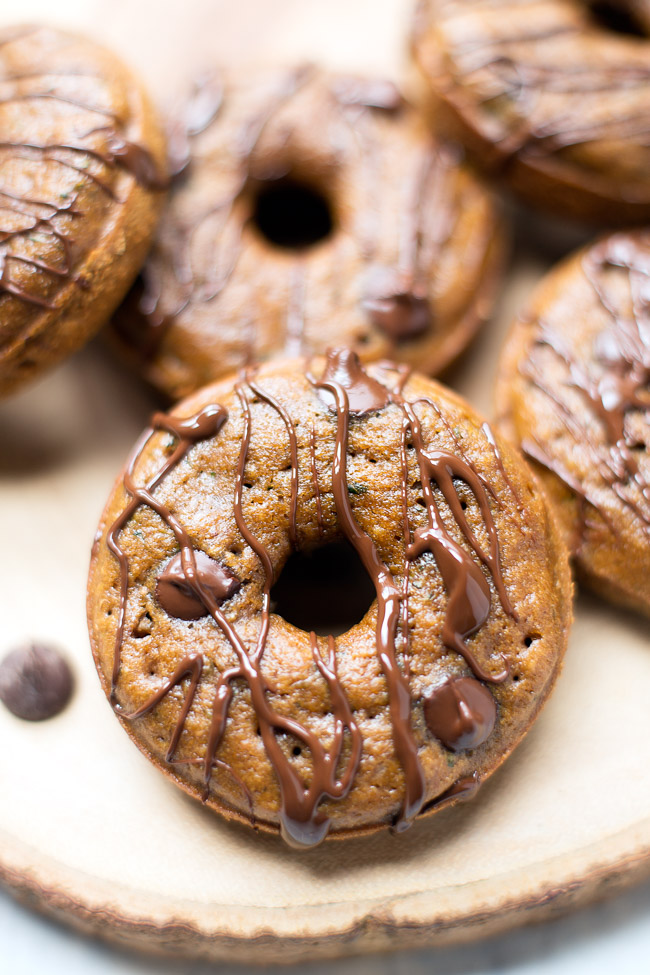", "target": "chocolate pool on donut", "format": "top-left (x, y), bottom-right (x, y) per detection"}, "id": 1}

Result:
top-left (88, 350), bottom-right (572, 847)
top-left (112, 67), bottom-right (506, 400)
